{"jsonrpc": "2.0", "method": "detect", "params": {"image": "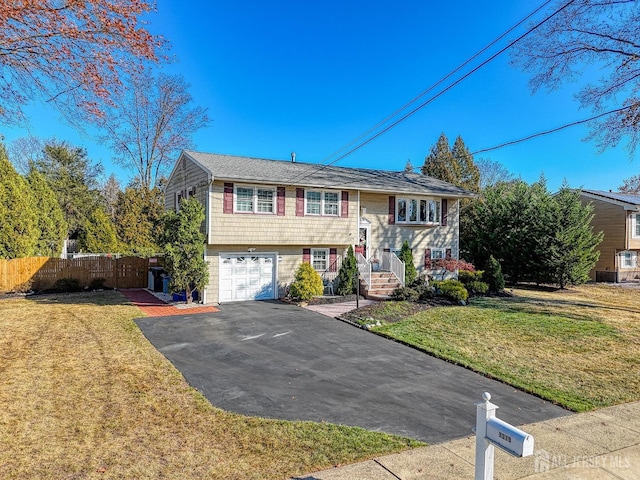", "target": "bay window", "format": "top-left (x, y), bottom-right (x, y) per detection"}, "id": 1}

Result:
top-left (397, 197), bottom-right (440, 224)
